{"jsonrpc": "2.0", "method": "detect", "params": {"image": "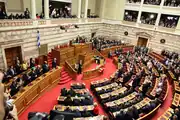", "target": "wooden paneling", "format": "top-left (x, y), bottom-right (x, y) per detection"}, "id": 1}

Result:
top-left (13, 67), bottom-right (61, 115)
